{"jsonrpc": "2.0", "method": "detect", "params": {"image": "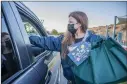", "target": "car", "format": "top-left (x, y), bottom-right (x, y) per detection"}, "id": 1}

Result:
top-left (1, 1), bottom-right (60, 84)
top-left (122, 45), bottom-right (127, 51)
